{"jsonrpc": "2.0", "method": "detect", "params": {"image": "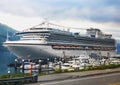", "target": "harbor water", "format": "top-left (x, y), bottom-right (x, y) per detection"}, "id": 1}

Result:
top-left (0, 52), bottom-right (16, 75)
